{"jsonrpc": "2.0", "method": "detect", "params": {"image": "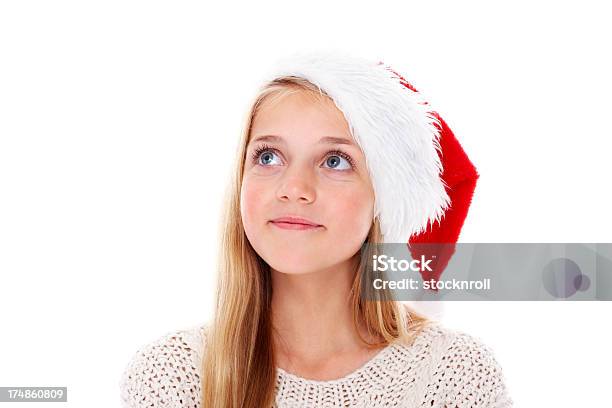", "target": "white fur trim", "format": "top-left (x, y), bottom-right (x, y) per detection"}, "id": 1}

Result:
top-left (259, 50), bottom-right (451, 243)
